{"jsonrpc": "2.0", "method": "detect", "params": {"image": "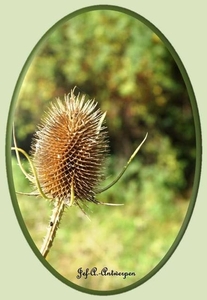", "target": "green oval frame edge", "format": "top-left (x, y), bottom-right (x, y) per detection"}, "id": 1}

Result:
top-left (5, 4), bottom-right (202, 296)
